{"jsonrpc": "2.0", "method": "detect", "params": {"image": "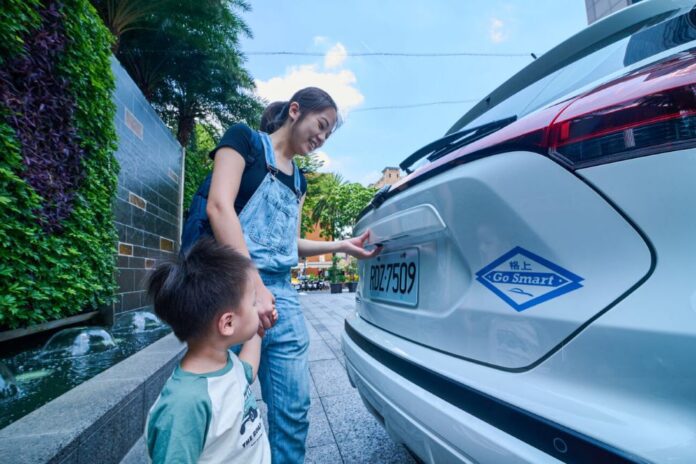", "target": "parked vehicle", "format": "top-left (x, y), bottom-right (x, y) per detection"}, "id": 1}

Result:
top-left (343, 1), bottom-right (696, 463)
